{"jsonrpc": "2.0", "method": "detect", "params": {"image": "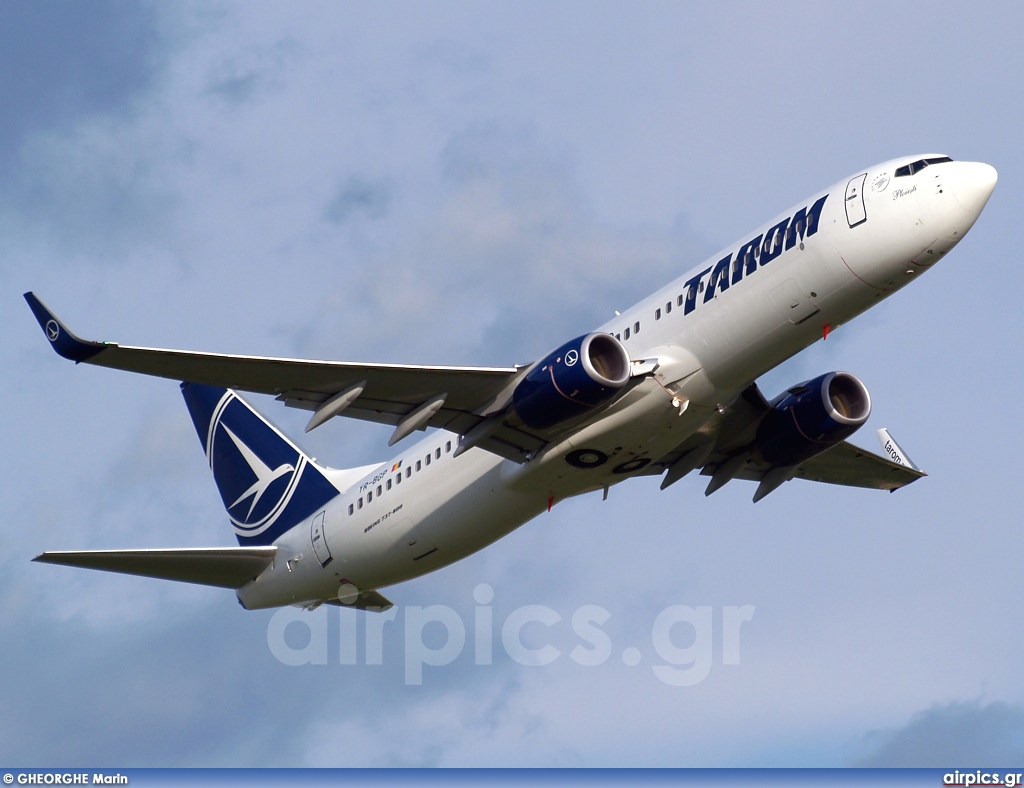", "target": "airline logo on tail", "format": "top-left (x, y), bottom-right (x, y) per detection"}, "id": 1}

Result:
top-left (221, 425), bottom-right (294, 518)
top-left (183, 383), bottom-right (340, 545)
top-left (206, 391), bottom-right (306, 537)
